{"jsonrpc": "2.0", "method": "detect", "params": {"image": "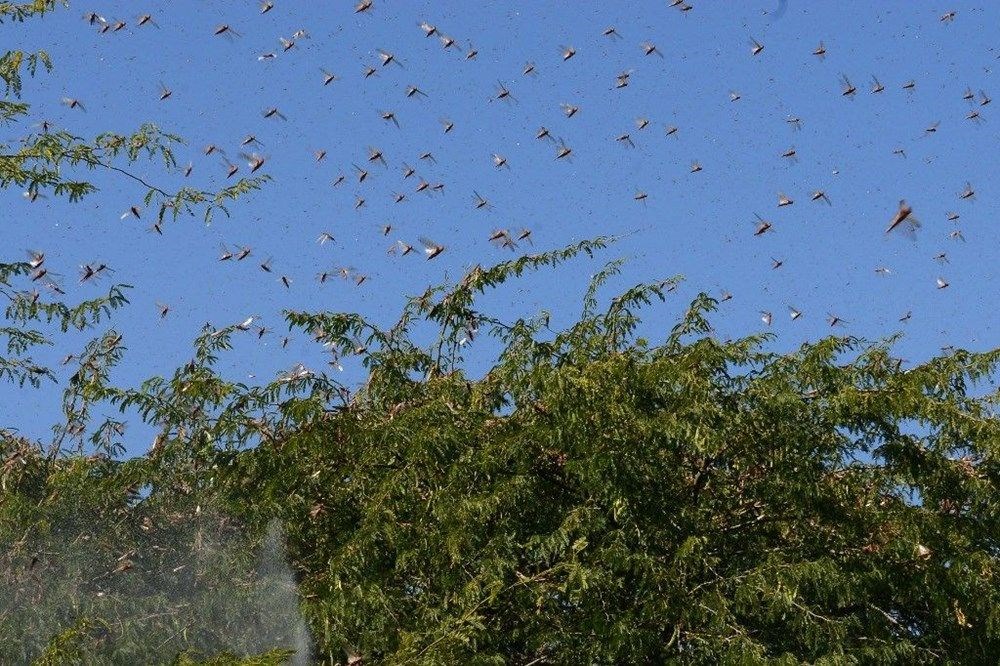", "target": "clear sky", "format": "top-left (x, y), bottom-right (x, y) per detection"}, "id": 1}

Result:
top-left (3, 1), bottom-right (998, 455)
